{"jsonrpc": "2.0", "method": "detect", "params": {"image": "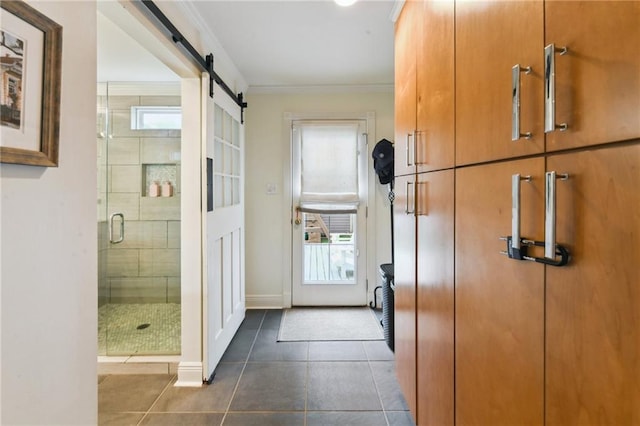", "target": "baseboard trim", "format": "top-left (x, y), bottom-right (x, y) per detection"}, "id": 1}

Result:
top-left (246, 294), bottom-right (284, 309)
top-left (175, 361), bottom-right (204, 387)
